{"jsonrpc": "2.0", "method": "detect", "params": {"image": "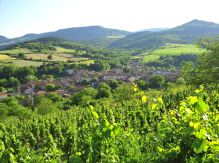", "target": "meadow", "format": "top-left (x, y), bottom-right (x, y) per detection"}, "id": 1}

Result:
top-left (2, 59), bottom-right (44, 67)
top-left (0, 48), bottom-right (34, 54)
top-left (0, 54), bottom-right (16, 60)
top-left (152, 44), bottom-right (205, 56)
top-left (141, 43), bottom-right (204, 63)
top-left (25, 53), bottom-right (89, 62)
top-left (142, 54), bottom-right (160, 63)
